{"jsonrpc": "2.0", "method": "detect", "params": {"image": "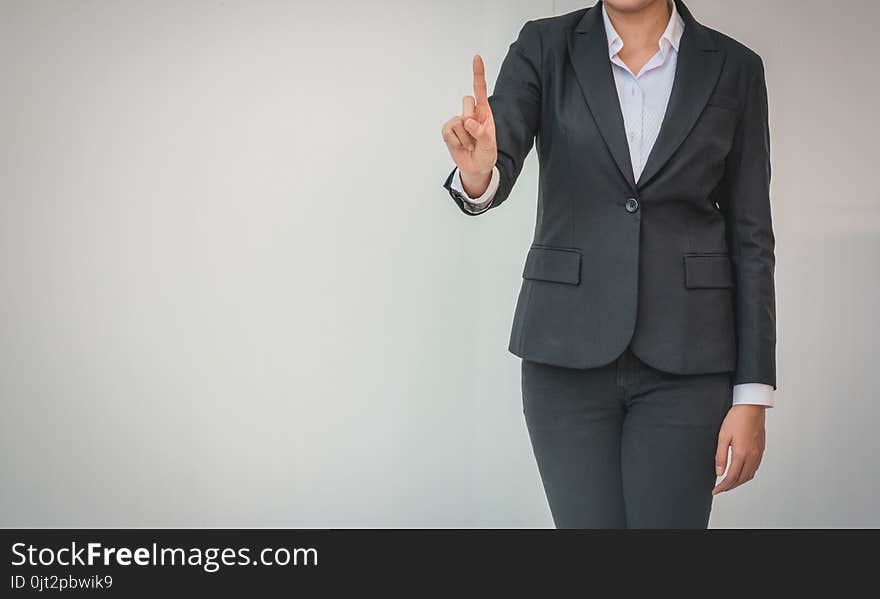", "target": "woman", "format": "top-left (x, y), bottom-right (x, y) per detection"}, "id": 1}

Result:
top-left (439, 0), bottom-right (776, 528)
